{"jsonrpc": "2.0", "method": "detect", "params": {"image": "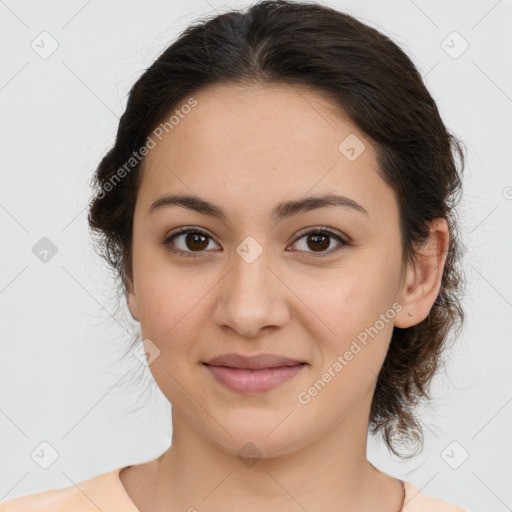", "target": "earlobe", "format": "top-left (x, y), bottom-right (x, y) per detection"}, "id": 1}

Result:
top-left (394, 218), bottom-right (449, 329)
top-left (394, 260), bottom-right (417, 328)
